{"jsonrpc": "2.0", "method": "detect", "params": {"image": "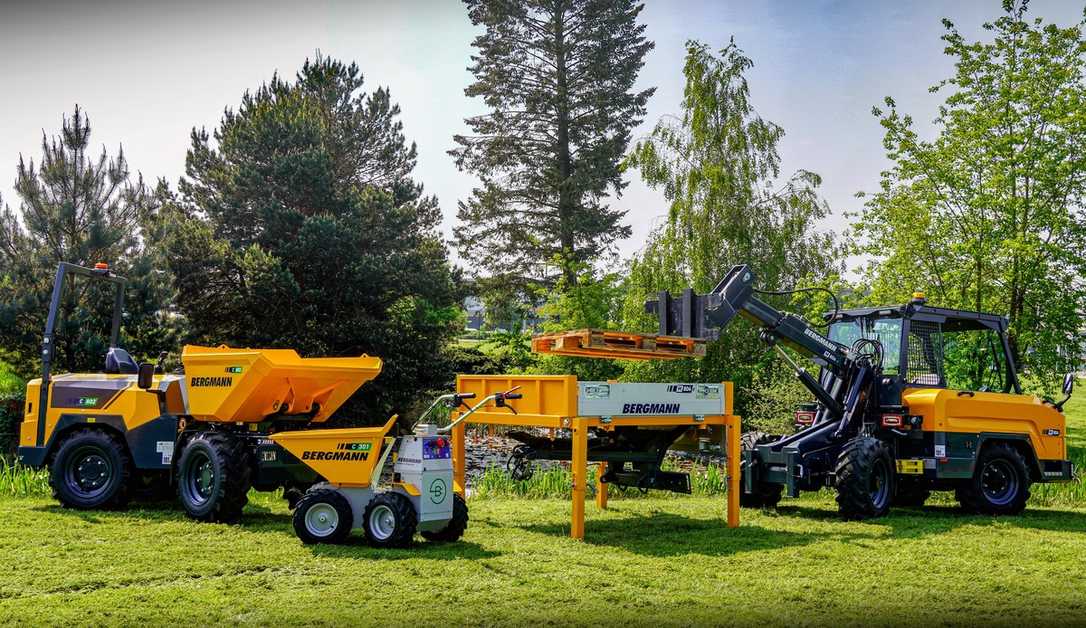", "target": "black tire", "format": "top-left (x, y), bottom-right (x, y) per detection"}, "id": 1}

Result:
top-left (956, 443), bottom-right (1031, 515)
top-left (284, 487), bottom-right (305, 510)
top-left (363, 492), bottom-right (417, 549)
top-left (739, 431), bottom-right (783, 508)
top-left (894, 478), bottom-right (931, 508)
top-left (49, 429), bottom-right (131, 509)
top-left (292, 489), bottom-right (353, 544)
top-left (176, 432), bottom-right (252, 523)
top-left (421, 493), bottom-right (469, 543)
top-left (835, 436), bottom-right (895, 520)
